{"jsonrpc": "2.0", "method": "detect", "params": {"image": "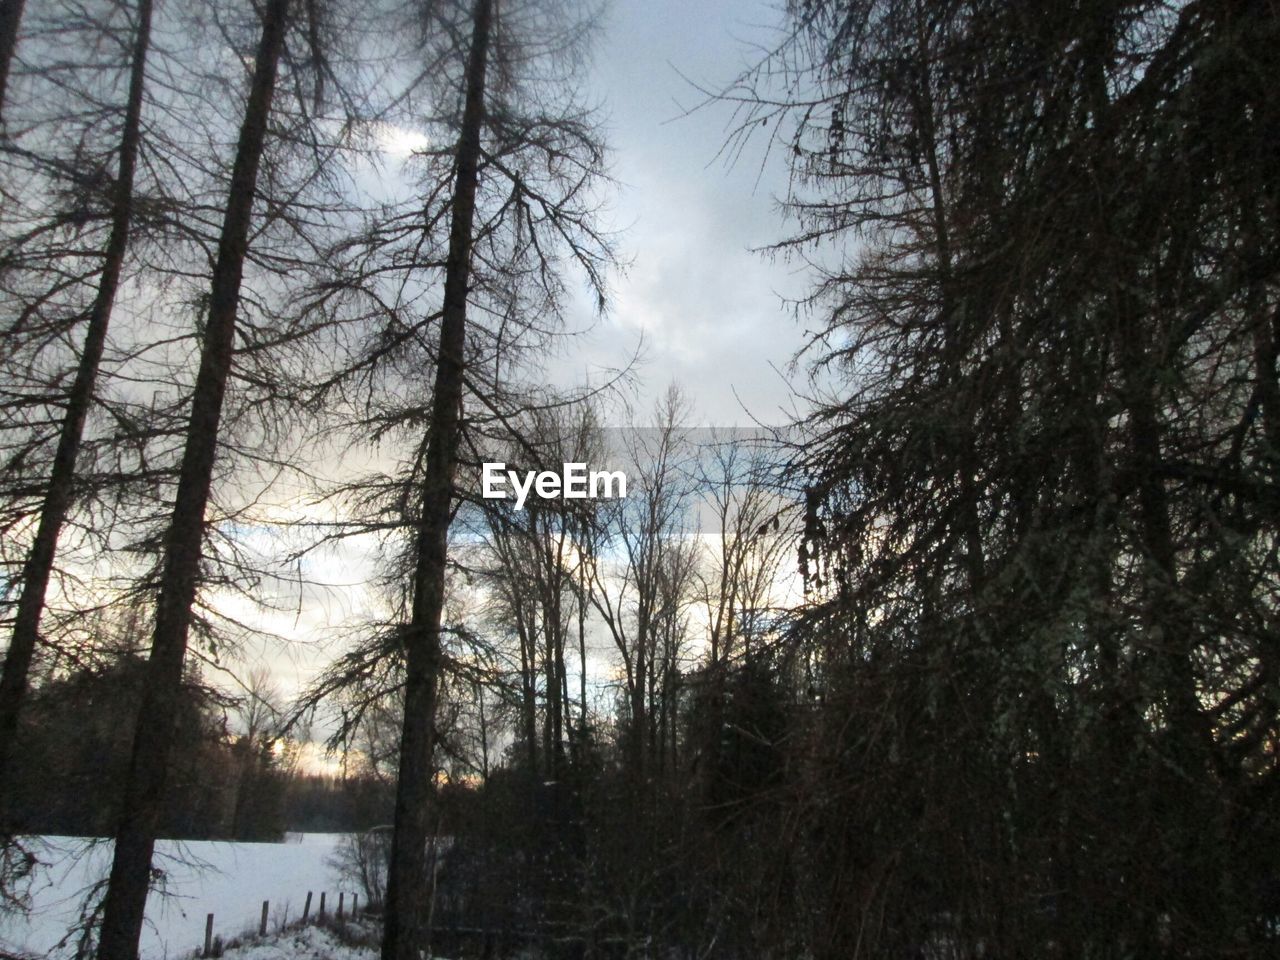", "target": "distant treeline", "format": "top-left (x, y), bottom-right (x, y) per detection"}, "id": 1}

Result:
top-left (7, 648), bottom-right (392, 840)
